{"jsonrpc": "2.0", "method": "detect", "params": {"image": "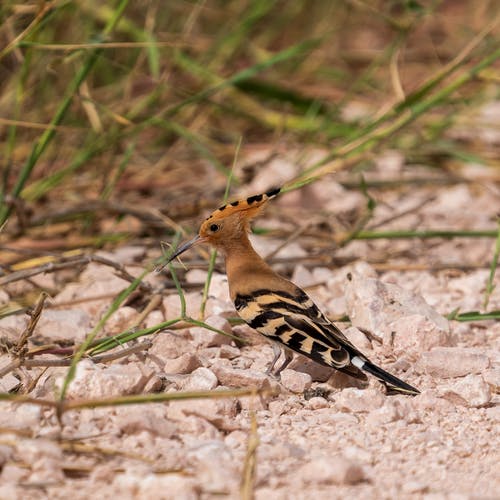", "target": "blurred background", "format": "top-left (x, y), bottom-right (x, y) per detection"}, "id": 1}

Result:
top-left (0, 0), bottom-right (499, 260)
